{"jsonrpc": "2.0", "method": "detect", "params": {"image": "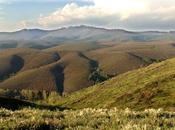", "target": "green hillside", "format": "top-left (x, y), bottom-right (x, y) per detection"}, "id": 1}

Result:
top-left (51, 57), bottom-right (175, 111)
